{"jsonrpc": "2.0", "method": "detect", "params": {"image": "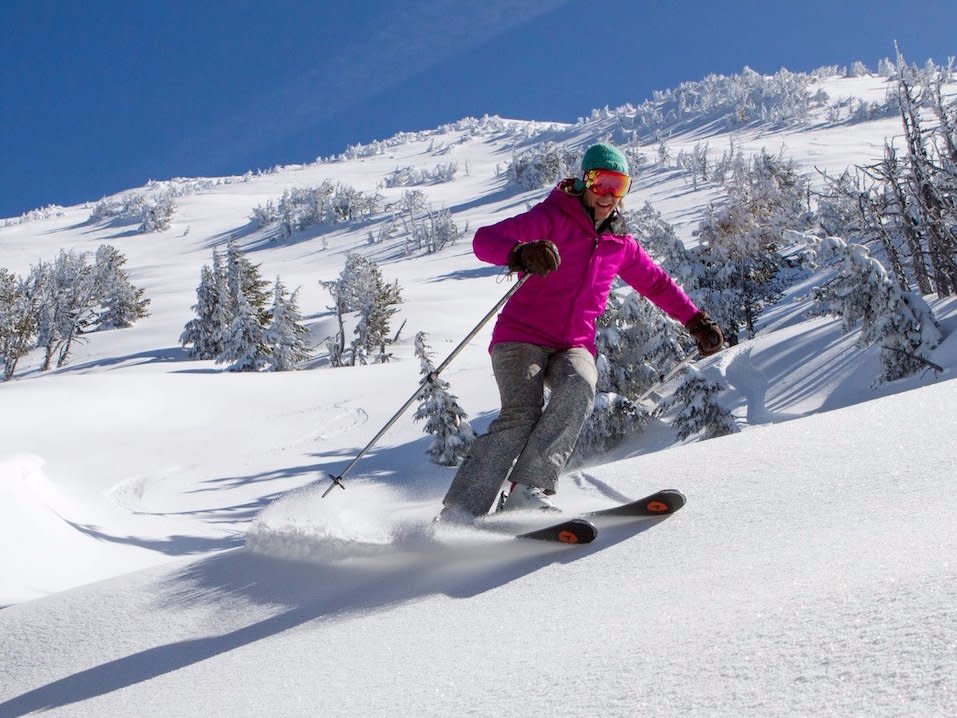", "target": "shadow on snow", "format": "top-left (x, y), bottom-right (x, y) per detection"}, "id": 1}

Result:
top-left (0, 514), bottom-right (673, 716)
